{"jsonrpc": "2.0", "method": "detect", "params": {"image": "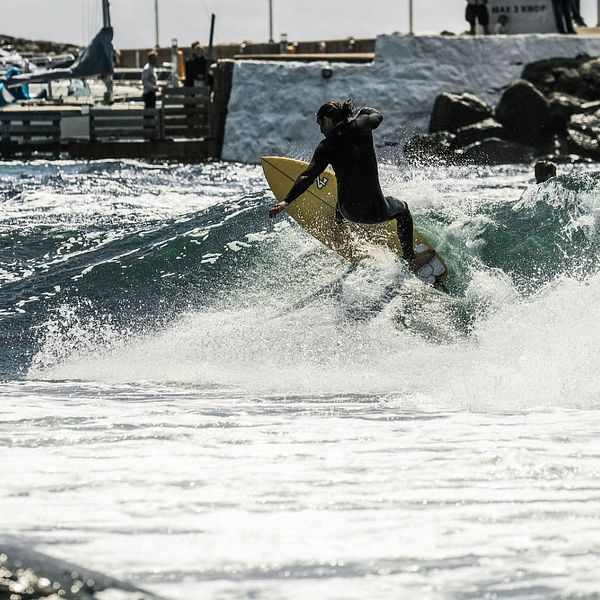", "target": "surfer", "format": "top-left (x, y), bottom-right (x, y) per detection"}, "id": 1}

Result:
top-left (269, 100), bottom-right (430, 270)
